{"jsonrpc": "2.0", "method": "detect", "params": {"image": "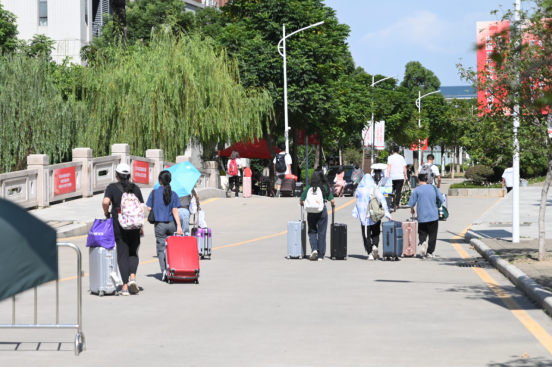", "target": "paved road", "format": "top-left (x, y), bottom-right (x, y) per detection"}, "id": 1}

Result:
top-left (2, 194), bottom-right (552, 366)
